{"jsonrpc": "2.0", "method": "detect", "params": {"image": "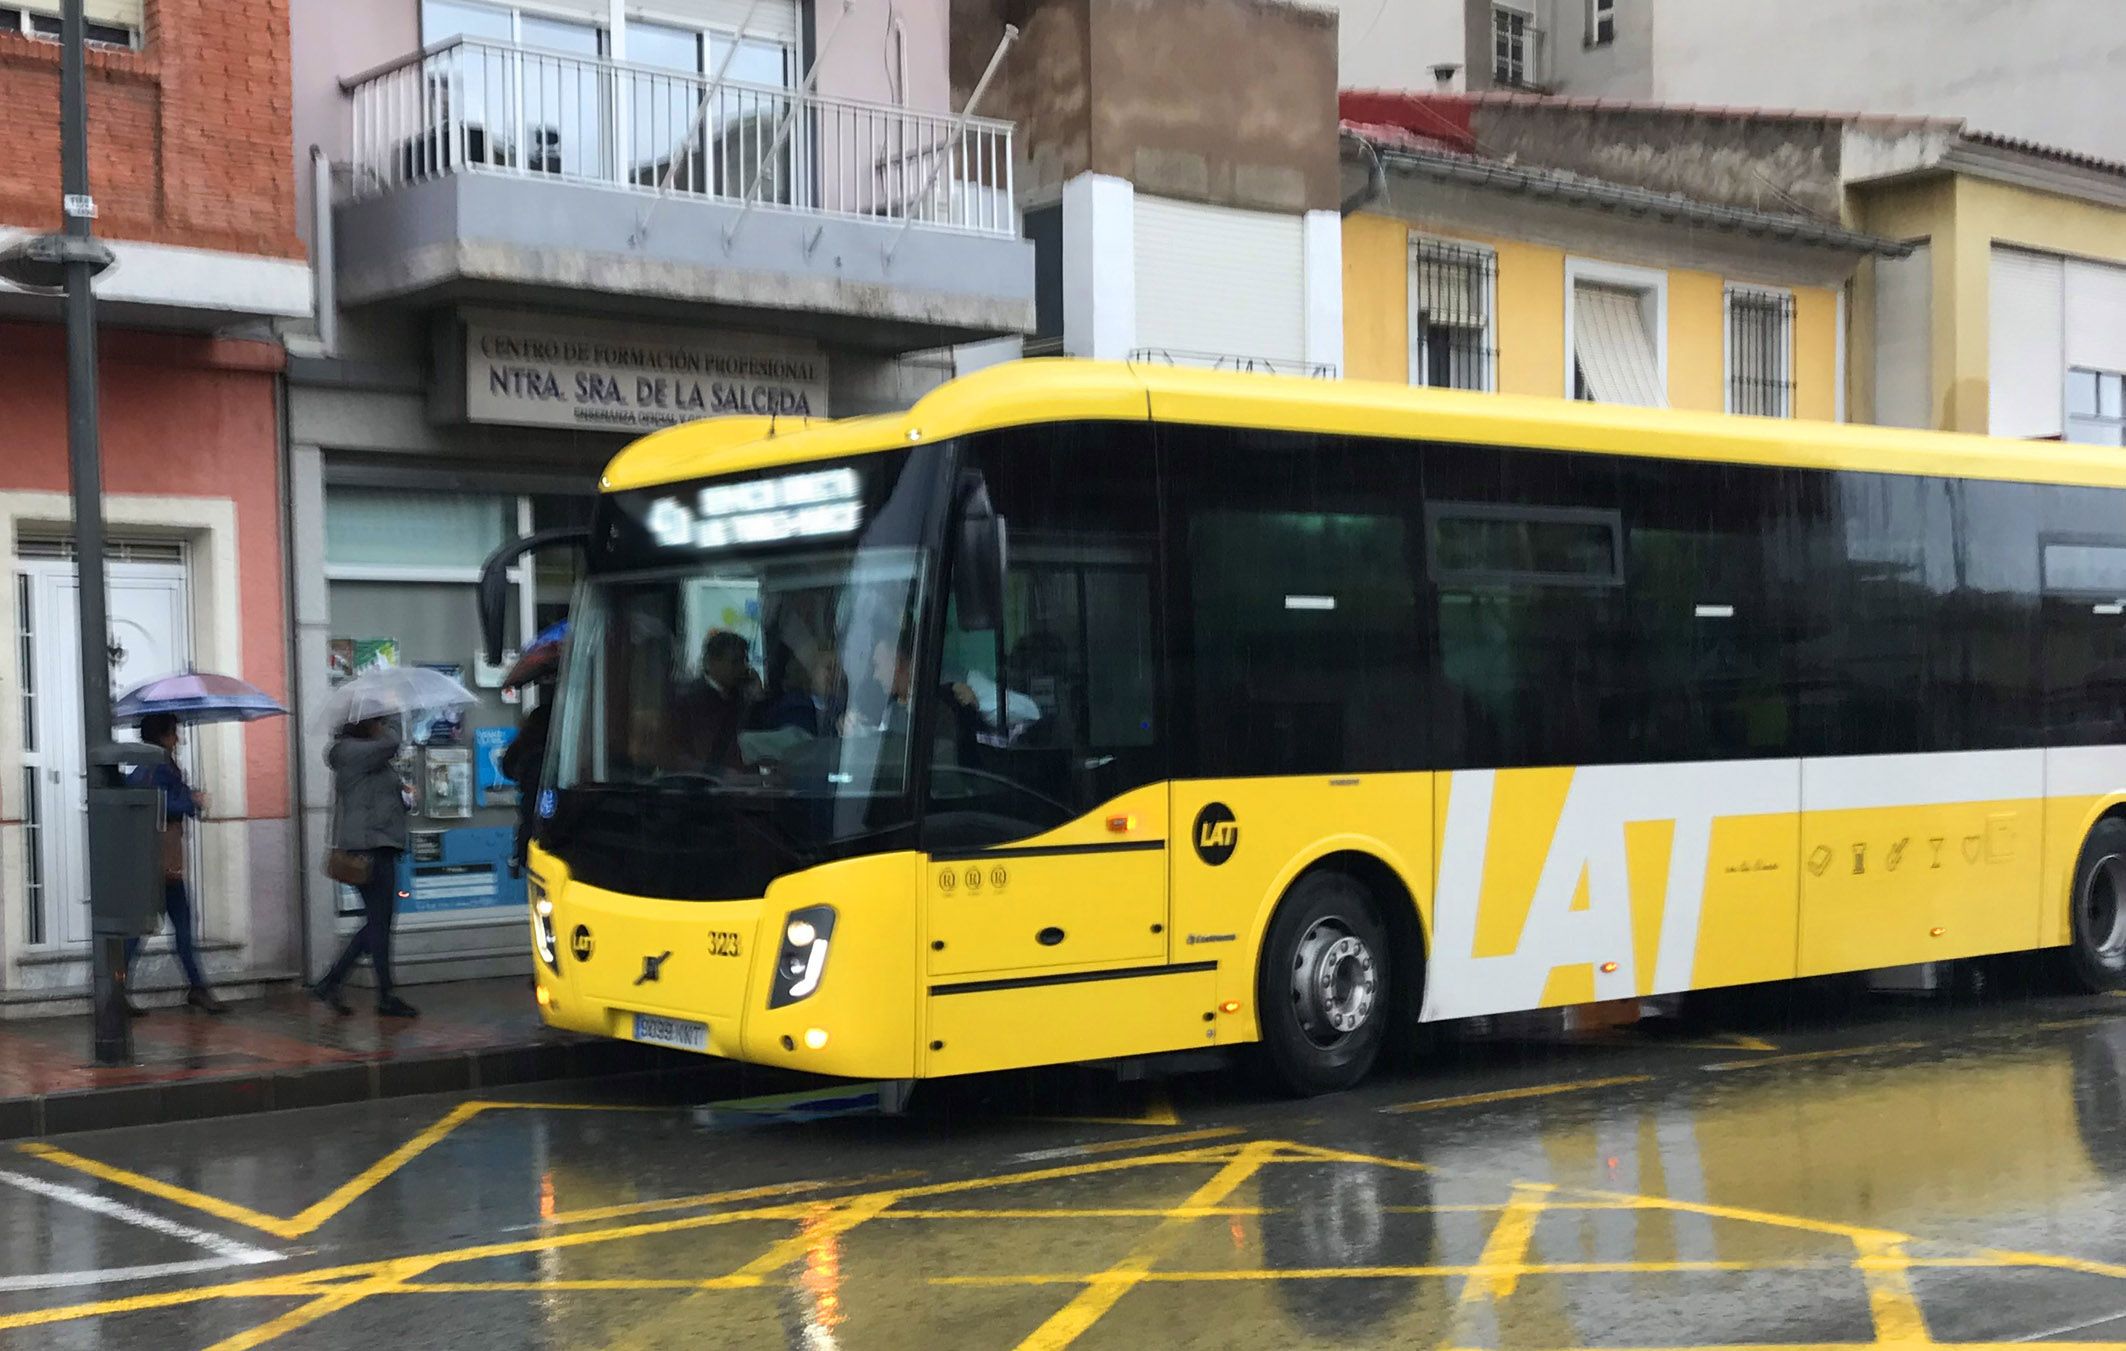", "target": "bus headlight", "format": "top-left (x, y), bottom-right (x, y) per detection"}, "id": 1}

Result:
top-left (529, 877), bottom-right (558, 972)
top-left (770, 905), bottom-right (836, 1008)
